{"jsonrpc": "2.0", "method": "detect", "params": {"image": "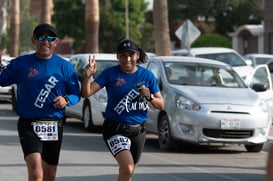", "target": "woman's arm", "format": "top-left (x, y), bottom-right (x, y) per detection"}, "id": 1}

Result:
top-left (81, 55), bottom-right (101, 98)
top-left (81, 77), bottom-right (101, 98)
top-left (138, 85), bottom-right (164, 110)
top-left (147, 92), bottom-right (164, 110)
